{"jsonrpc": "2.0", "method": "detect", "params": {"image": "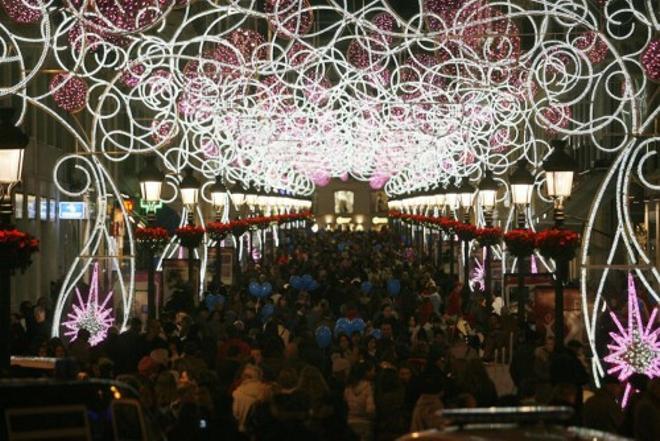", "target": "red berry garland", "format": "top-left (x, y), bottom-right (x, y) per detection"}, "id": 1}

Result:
top-left (175, 225), bottom-right (205, 249)
top-left (135, 226), bottom-right (170, 251)
top-left (536, 228), bottom-right (580, 261)
top-left (504, 229), bottom-right (537, 257)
